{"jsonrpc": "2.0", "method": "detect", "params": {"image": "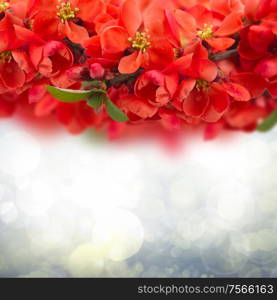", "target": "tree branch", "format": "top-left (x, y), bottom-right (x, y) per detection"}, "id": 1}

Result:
top-left (209, 49), bottom-right (238, 61)
top-left (107, 69), bottom-right (143, 87)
